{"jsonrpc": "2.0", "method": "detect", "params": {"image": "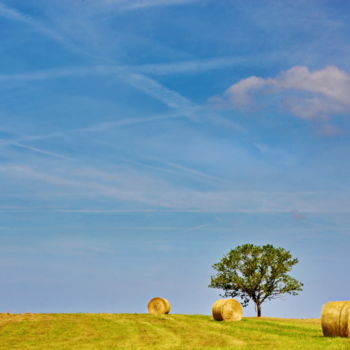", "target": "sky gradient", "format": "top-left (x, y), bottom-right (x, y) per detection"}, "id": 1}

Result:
top-left (1, 0), bottom-right (350, 318)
